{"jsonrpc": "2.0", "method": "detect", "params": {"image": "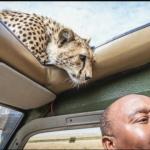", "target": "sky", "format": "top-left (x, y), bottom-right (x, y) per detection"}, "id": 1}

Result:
top-left (0, 1), bottom-right (150, 47)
